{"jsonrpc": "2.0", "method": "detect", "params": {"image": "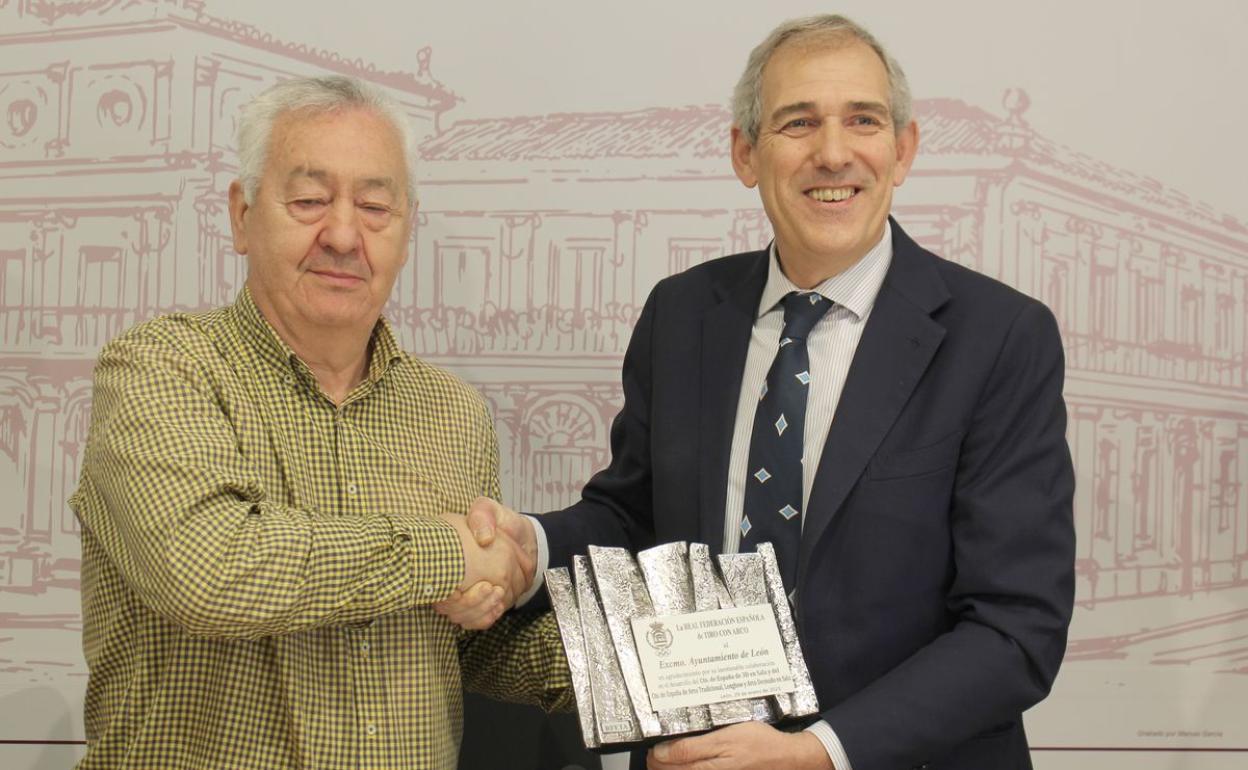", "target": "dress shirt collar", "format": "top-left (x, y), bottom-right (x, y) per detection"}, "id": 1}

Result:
top-left (230, 285), bottom-right (405, 390)
top-left (758, 223), bottom-right (893, 322)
